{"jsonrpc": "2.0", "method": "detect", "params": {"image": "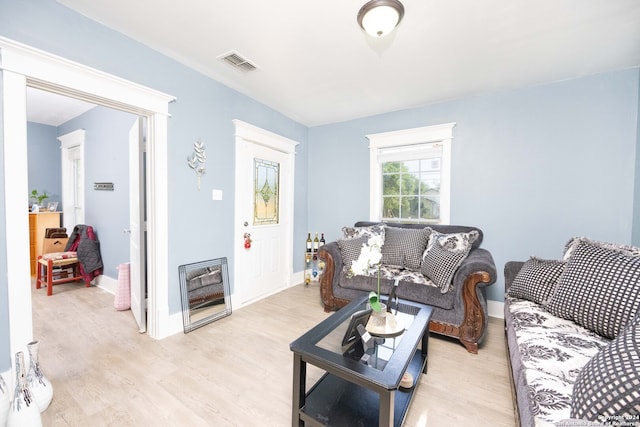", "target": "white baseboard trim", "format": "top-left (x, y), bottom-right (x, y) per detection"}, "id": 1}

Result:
top-left (292, 270), bottom-right (304, 286)
top-left (487, 300), bottom-right (504, 319)
top-left (167, 311), bottom-right (184, 337)
top-left (93, 274), bottom-right (117, 295)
